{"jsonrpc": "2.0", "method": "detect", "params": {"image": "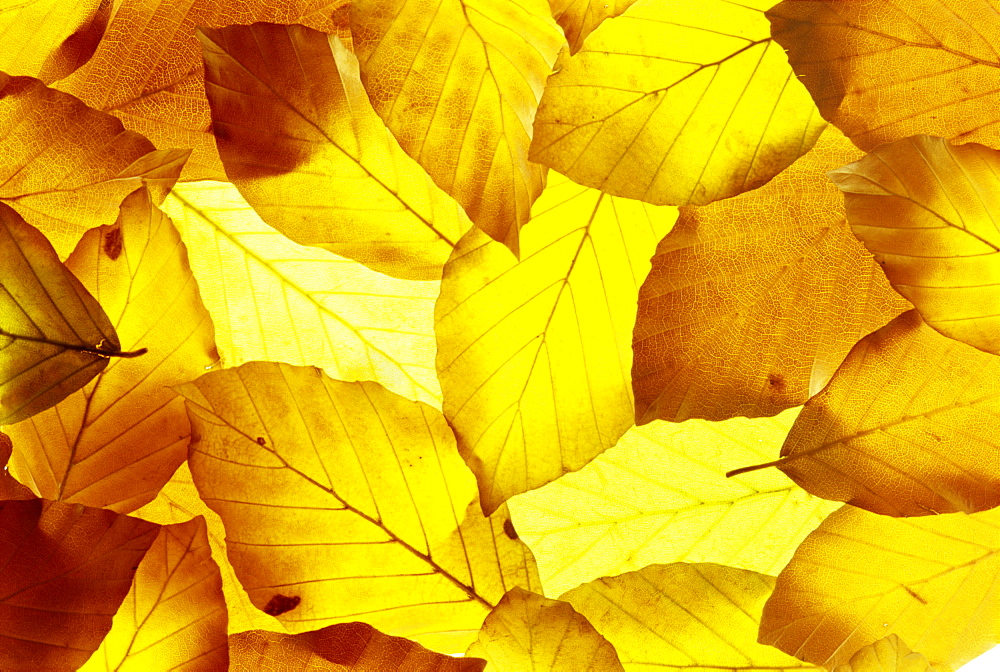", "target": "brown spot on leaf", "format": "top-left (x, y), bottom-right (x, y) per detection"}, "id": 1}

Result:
top-left (263, 594), bottom-right (300, 616)
top-left (503, 518), bottom-right (518, 540)
top-left (767, 373), bottom-right (786, 393)
top-left (102, 226), bottom-right (123, 260)
top-left (256, 436), bottom-right (266, 446)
